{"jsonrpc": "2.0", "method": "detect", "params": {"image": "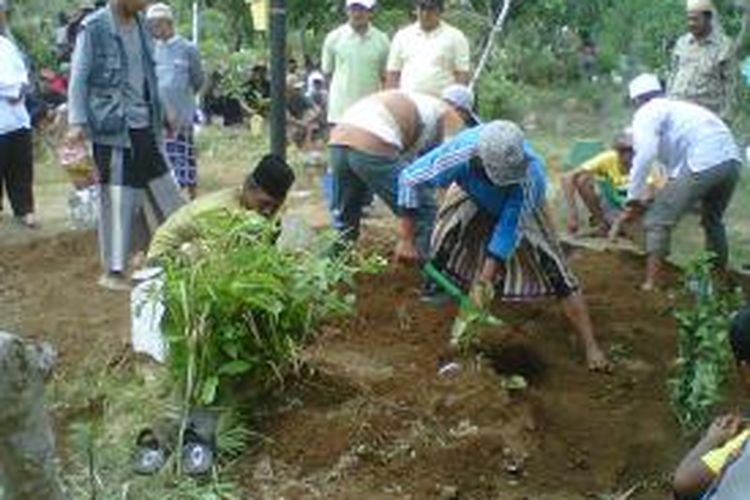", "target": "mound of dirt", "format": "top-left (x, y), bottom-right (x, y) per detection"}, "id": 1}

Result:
top-left (0, 231), bottom-right (689, 498)
top-left (237, 249), bottom-right (687, 499)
